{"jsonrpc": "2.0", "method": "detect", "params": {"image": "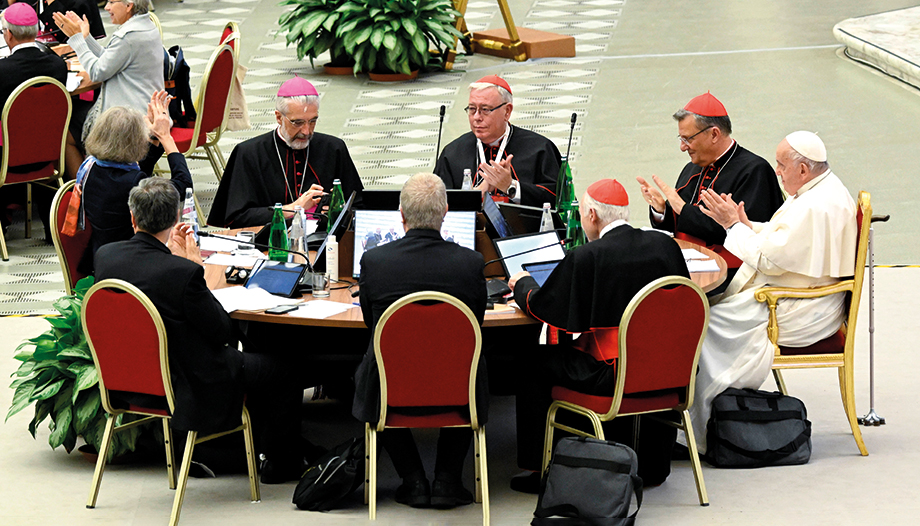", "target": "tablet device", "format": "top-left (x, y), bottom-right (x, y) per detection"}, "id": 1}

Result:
top-left (492, 231), bottom-right (566, 278)
top-left (522, 260), bottom-right (562, 287)
top-left (483, 195), bottom-right (513, 238)
top-left (245, 259), bottom-right (307, 298)
top-left (313, 191), bottom-right (356, 272)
